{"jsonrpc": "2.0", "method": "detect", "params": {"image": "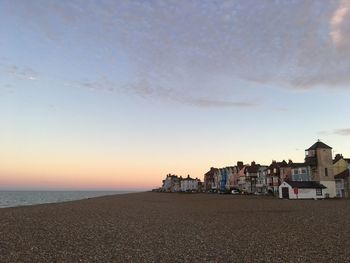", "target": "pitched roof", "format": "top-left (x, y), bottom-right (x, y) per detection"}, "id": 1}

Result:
top-left (306, 140), bottom-right (332, 151)
top-left (334, 169), bottom-right (349, 179)
top-left (268, 160), bottom-right (287, 169)
top-left (204, 167), bottom-right (218, 176)
top-left (246, 165), bottom-right (259, 173)
top-left (237, 161), bottom-right (244, 170)
top-left (284, 180), bottom-right (326, 189)
top-left (279, 160), bottom-right (288, 167)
